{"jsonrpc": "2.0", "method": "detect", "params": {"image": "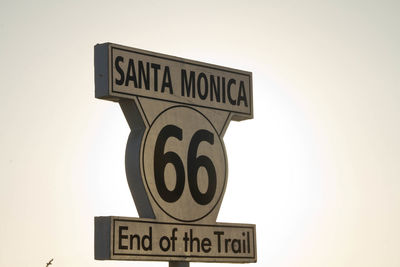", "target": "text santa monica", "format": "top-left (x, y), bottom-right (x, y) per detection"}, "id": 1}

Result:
top-left (114, 56), bottom-right (249, 108)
